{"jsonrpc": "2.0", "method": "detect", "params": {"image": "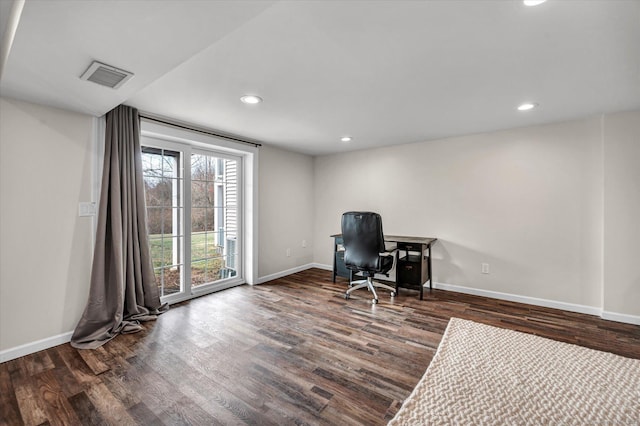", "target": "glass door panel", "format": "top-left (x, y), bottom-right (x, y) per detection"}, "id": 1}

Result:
top-left (142, 147), bottom-right (184, 297)
top-left (191, 152), bottom-right (239, 288)
top-left (142, 139), bottom-right (242, 302)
